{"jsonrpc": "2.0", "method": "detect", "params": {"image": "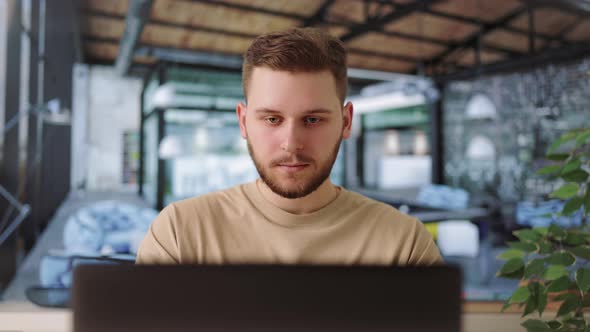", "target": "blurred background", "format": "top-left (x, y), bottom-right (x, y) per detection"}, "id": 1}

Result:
top-left (0, 0), bottom-right (589, 306)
